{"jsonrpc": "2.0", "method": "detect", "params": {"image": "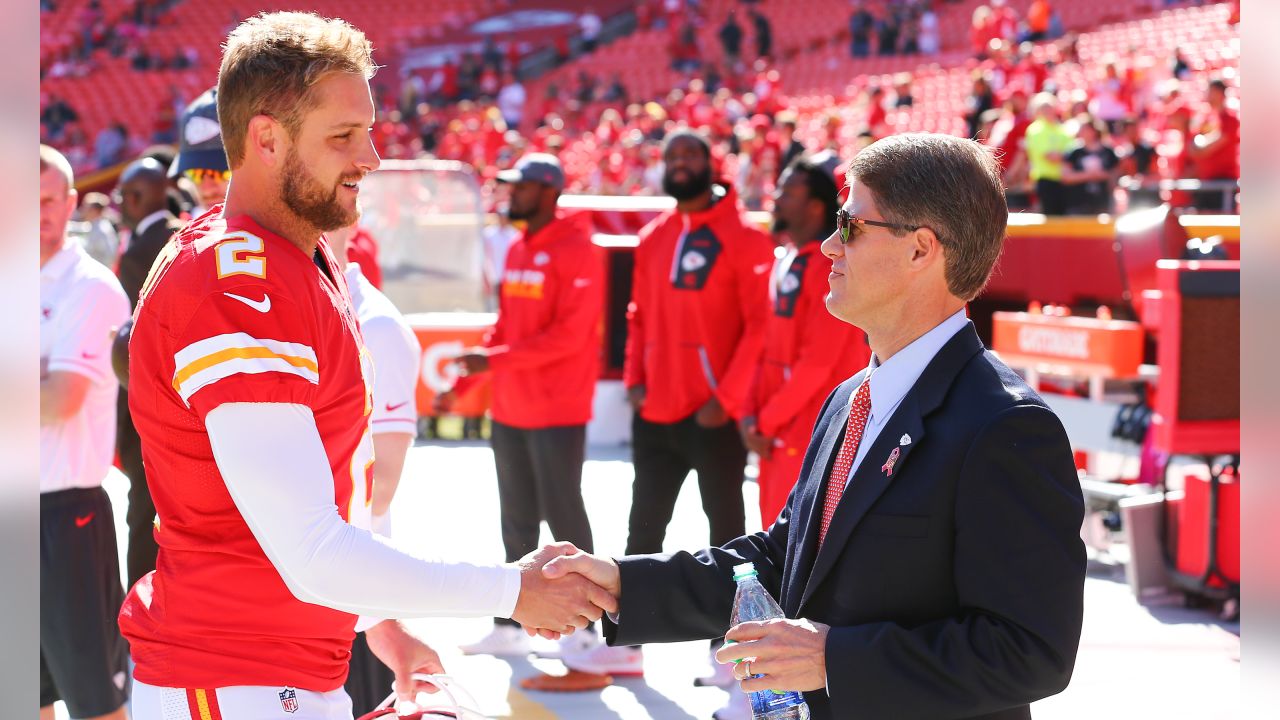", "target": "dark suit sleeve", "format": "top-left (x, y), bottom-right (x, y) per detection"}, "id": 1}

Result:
top-left (602, 380), bottom-right (849, 648)
top-left (603, 508), bottom-right (791, 646)
top-left (825, 403), bottom-right (1086, 718)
